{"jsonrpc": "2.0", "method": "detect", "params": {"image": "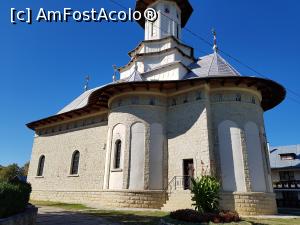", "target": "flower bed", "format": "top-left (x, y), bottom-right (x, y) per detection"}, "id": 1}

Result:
top-left (170, 209), bottom-right (241, 224)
